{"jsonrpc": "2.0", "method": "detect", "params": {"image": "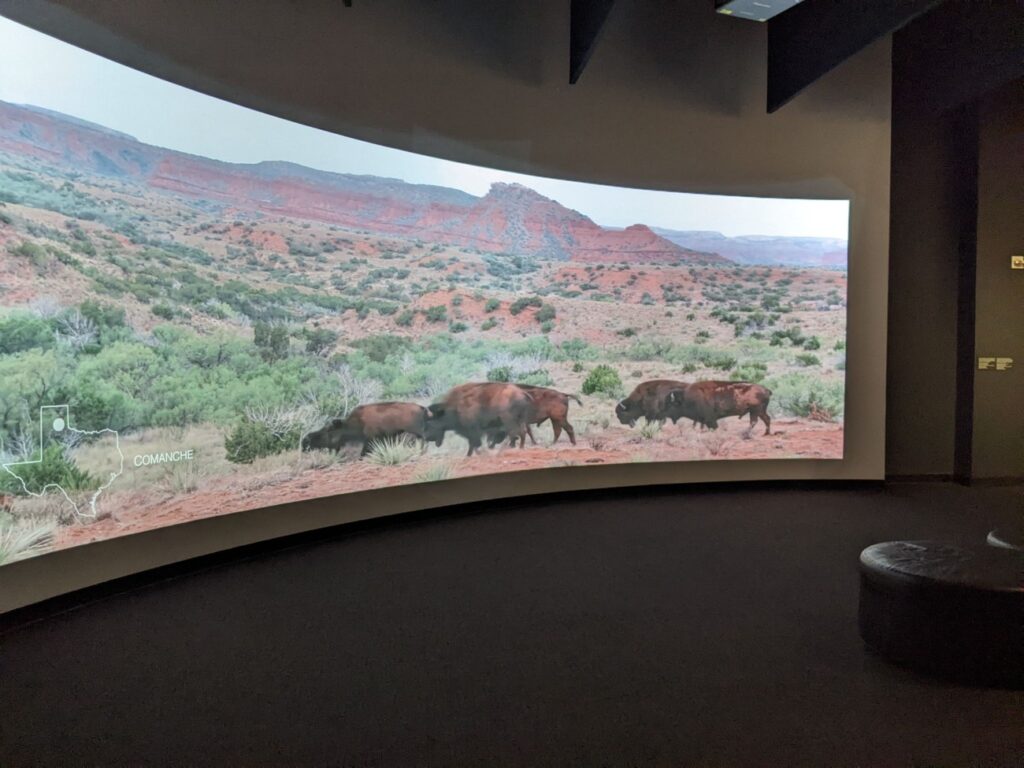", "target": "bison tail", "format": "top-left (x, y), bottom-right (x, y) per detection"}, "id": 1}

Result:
top-left (568, 394), bottom-right (583, 406)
